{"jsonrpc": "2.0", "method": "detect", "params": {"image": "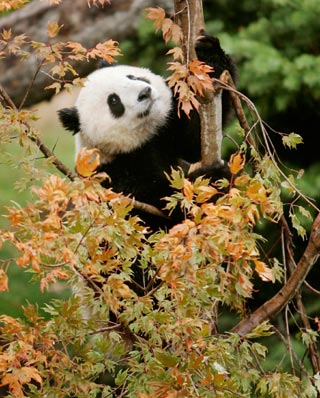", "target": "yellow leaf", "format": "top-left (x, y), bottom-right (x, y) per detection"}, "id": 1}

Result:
top-left (228, 152), bottom-right (246, 174)
top-left (247, 180), bottom-right (268, 204)
top-left (76, 147), bottom-right (100, 177)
